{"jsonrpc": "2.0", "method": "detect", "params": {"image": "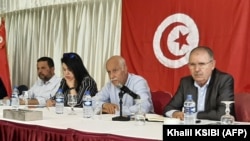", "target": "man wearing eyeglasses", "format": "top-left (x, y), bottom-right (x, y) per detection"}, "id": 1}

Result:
top-left (164, 46), bottom-right (235, 121)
